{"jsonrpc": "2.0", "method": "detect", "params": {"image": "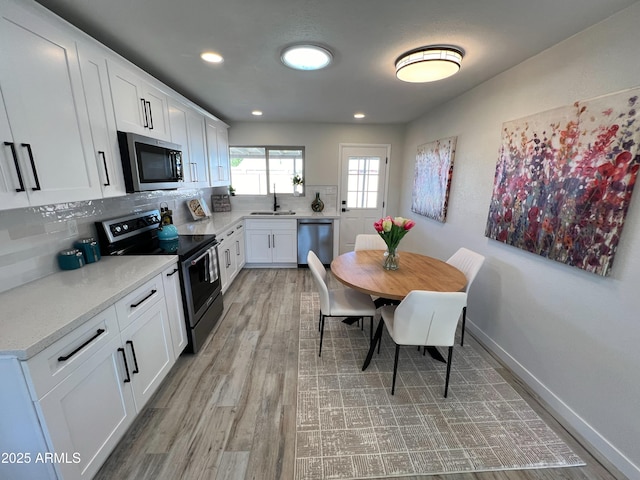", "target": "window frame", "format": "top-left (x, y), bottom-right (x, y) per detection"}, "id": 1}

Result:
top-left (229, 145), bottom-right (306, 196)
